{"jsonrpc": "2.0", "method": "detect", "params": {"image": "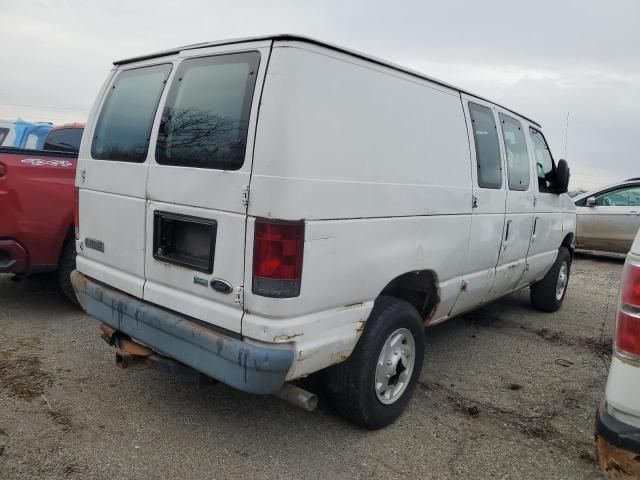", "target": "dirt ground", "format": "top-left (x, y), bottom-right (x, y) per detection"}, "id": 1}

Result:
top-left (0, 254), bottom-right (623, 479)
